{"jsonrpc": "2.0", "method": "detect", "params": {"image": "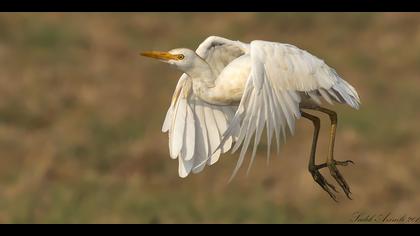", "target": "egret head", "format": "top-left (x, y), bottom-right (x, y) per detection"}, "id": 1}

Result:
top-left (140, 48), bottom-right (199, 73)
